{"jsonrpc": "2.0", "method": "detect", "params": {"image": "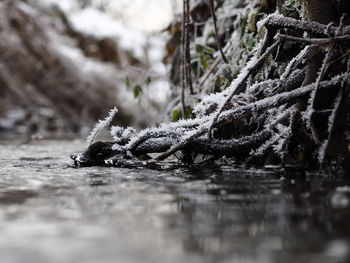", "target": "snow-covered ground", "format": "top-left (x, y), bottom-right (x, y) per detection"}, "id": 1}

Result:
top-left (70, 8), bottom-right (146, 57)
top-left (39, 0), bottom-right (178, 32)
